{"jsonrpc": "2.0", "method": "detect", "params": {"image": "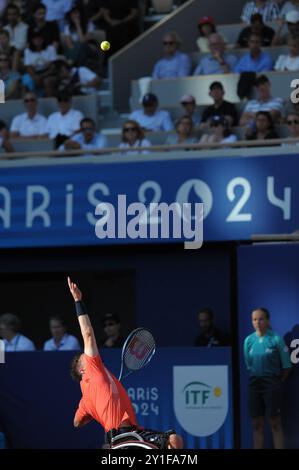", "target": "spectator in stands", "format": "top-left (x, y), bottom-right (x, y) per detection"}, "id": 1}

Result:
top-left (200, 81), bottom-right (238, 128)
top-left (196, 15), bottom-right (216, 52)
top-left (22, 30), bottom-right (57, 96)
top-left (3, 4), bottom-right (28, 50)
top-left (279, 0), bottom-right (299, 18)
top-left (0, 28), bottom-right (20, 71)
top-left (43, 315), bottom-right (81, 351)
top-left (100, 313), bottom-right (124, 348)
top-left (283, 112), bottom-right (299, 142)
top-left (119, 119), bottom-right (151, 154)
top-left (0, 120), bottom-right (14, 152)
top-left (165, 115), bottom-right (198, 146)
top-left (42, 0), bottom-right (74, 31)
top-left (152, 32), bottom-right (191, 79)
top-left (27, 3), bottom-right (60, 51)
top-left (234, 33), bottom-right (273, 73)
top-left (10, 92), bottom-right (47, 139)
top-left (194, 307), bottom-right (231, 347)
top-left (240, 75), bottom-right (284, 125)
top-left (75, 0), bottom-right (105, 30)
top-left (63, 6), bottom-right (95, 66)
top-left (236, 13), bottom-right (275, 48)
top-left (274, 34), bottom-right (299, 70)
top-left (180, 94), bottom-right (201, 128)
top-left (241, 1), bottom-right (280, 24)
top-left (62, 117), bottom-right (107, 155)
top-left (54, 58), bottom-right (100, 95)
top-left (272, 10), bottom-right (299, 45)
top-left (0, 1), bottom-right (8, 22)
top-left (102, 0), bottom-right (139, 54)
top-left (129, 93), bottom-right (174, 132)
top-left (0, 313), bottom-right (36, 351)
top-left (0, 53), bottom-right (20, 99)
top-left (245, 110), bottom-right (279, 140)
top-left (193, 33), bottom-right (237, 75)
top-left (199, 115), bottom-right (238, 145)
top-left (45, 91), bottom-right (84, 147)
